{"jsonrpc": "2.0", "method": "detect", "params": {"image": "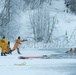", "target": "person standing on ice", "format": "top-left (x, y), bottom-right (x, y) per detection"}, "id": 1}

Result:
top-left (0, 40), bottom-right (7, 56)
top-left (0, 36), bottom-right (8, 56)
top-left (0, 40), bottom-right (2, 46)
top-left (12, 36), bottom-right (26, 54)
